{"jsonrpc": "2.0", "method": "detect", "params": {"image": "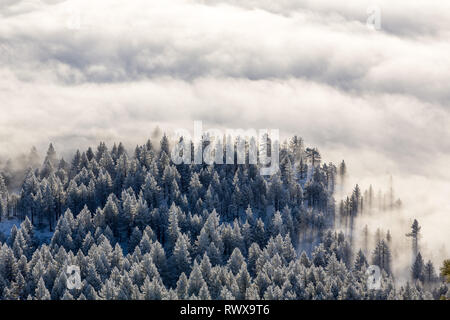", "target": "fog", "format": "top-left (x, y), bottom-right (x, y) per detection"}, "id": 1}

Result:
top-left (1, 0), bottom-right (449, 277)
